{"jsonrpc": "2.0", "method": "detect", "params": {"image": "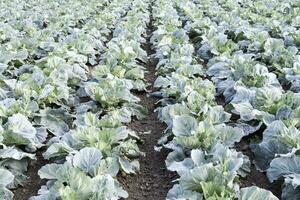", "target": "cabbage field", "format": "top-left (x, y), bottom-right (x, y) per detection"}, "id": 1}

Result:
top-left (1, 0), bottom-right (300, 199)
